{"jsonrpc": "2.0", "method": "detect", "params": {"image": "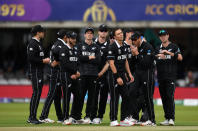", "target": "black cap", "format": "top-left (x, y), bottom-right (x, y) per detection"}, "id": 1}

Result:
top-left (131, 31), bottom-right (141, 41)
top-left (57, 29), bottom-right (67, 38)
top-left (85, 27), bottom-right (94, 34)
top-left (31, 25), bottom-right (44, 34)
top-left (99, 24), bottom-right (108, 32)
top-left (69, 32), bottom-right (77, 39)
top-left (158, 29), bottom-right (168, 36)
